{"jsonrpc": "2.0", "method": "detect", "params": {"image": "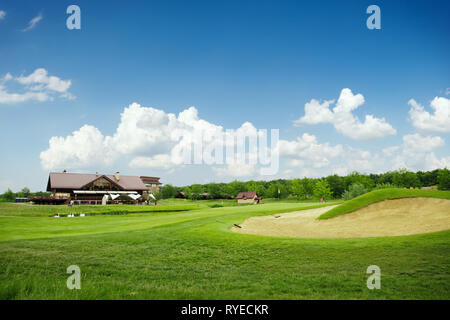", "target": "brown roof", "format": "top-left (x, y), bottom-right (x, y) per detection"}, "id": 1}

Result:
top-left (236, 192), bottom-right (258, 199)
top-left (47, 172), bottom-right (148, 191)
top-left (140, 176), bottom-right (161, 184)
